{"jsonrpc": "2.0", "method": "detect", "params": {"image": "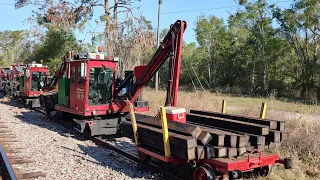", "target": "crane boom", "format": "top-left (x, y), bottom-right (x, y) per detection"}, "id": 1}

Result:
top-left (128, 20), bottom-right (187, 107)
top-left (44, 51), bottom-right (73, 91)
top-left (45, 60), bottom-right (67, 91)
